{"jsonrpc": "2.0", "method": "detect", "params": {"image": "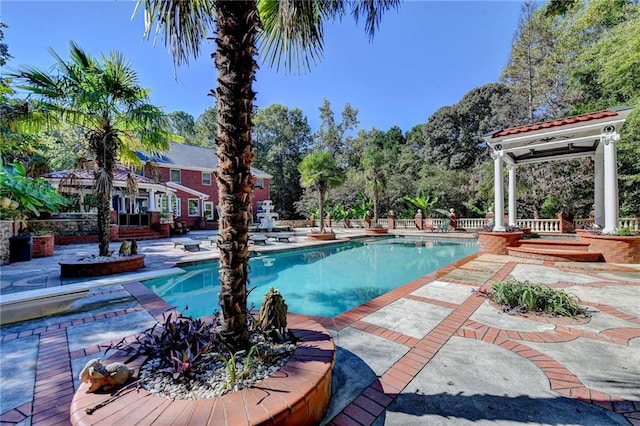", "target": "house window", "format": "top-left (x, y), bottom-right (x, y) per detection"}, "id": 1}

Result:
top-left (173, 198), bottom-right (181, 217)
top-left (134, 165), bottom-right (145, 177)
top-left (188, 199), bottom-right (199, 216)
top-left (159, 196), bottom-right (181, 216)
top-left (204, 202), bottom-right (214, 220)
top-left (202, 172), bottom-right (212, 186)
top-left (170, 169), bottom-right (181, 183)
top-left (255, 178), bottom-right (264, 189)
